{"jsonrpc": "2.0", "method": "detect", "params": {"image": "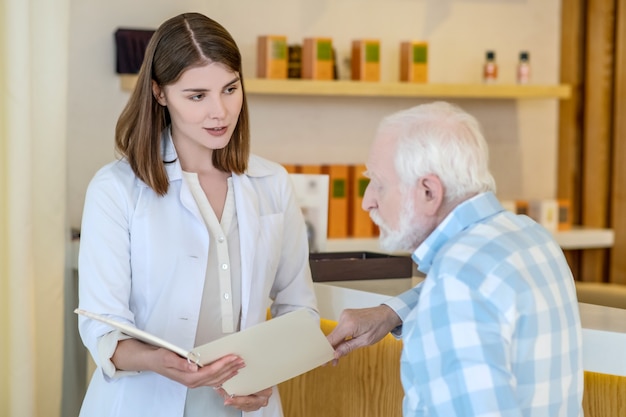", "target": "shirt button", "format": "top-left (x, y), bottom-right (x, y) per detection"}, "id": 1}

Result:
top-left (218, 236), bottom-right (225, 243)
top-left (221, 263), bottom-right (228, 270)
top-left (224, 293), bottom-right (230, 300)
